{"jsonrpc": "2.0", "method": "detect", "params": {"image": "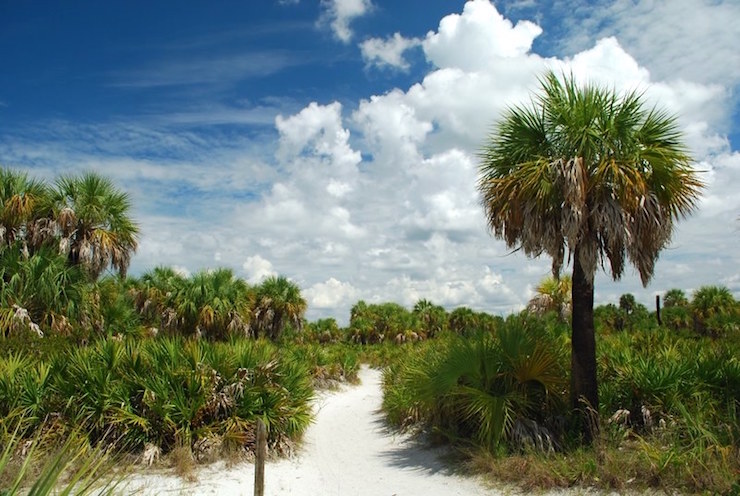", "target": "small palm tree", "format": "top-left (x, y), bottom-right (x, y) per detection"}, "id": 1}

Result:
top-left (387, 315), bottom-right (567, 452)
top-left (253, 276), bottom-right (306, 340)
top-left (0, 244), bottom-right (92, 337)
top-left (129, 266), bottom-right (188, 334)
top-left (691, 285), bottom-right (738, 336)
top-left (663, 288), bottom-right (689, 308)
top-left (0, 168), bottom-right (52, 251)
top-left (527, 275), bottom-right (572, 321)
top-left (448, 306), bottom-right (479, 336)
top-left (177, 269), bottom-right (253, 340)
top-left (51, 172), bottom-right (139, 279)
top-left (478, 72), bottom-right (703, 440)
top-left (413, 299), bottom-right (447, 338)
